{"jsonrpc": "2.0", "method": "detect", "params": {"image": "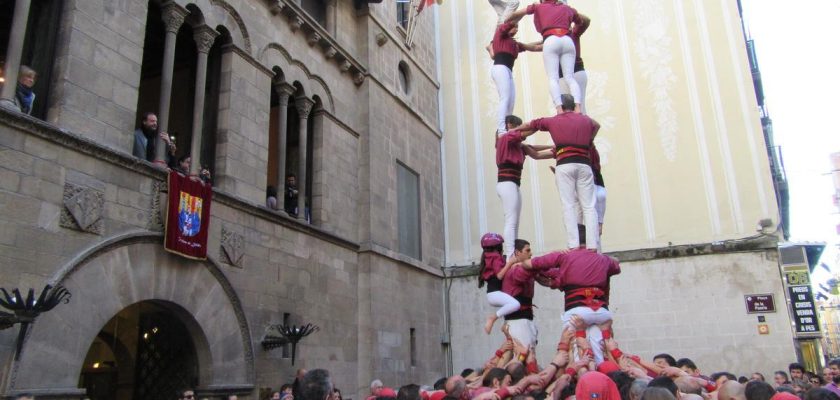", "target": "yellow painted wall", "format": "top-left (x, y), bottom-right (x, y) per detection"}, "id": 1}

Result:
top-left (437, 0), bottom-right (779, 264)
